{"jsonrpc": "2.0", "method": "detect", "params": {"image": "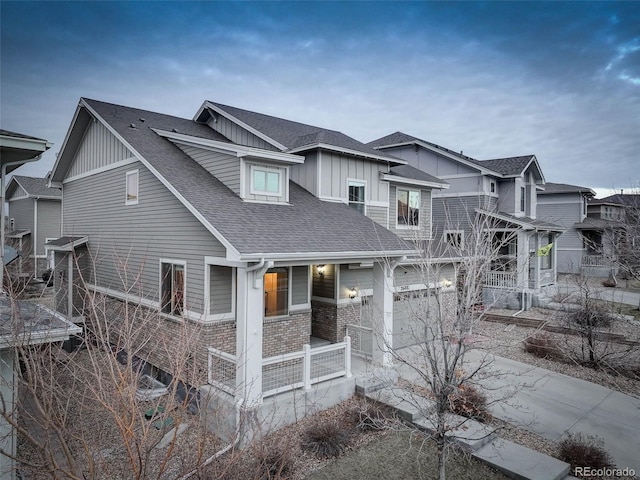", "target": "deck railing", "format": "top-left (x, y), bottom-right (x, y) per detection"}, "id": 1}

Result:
top-left (346, 324), bottom-right (373, 358)
top-left (208, 336), bottom-right (352, 399)
top-left (582, 255), bottom-right (604, 267)
top-left (483, 271), bottom-right (517, 289)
